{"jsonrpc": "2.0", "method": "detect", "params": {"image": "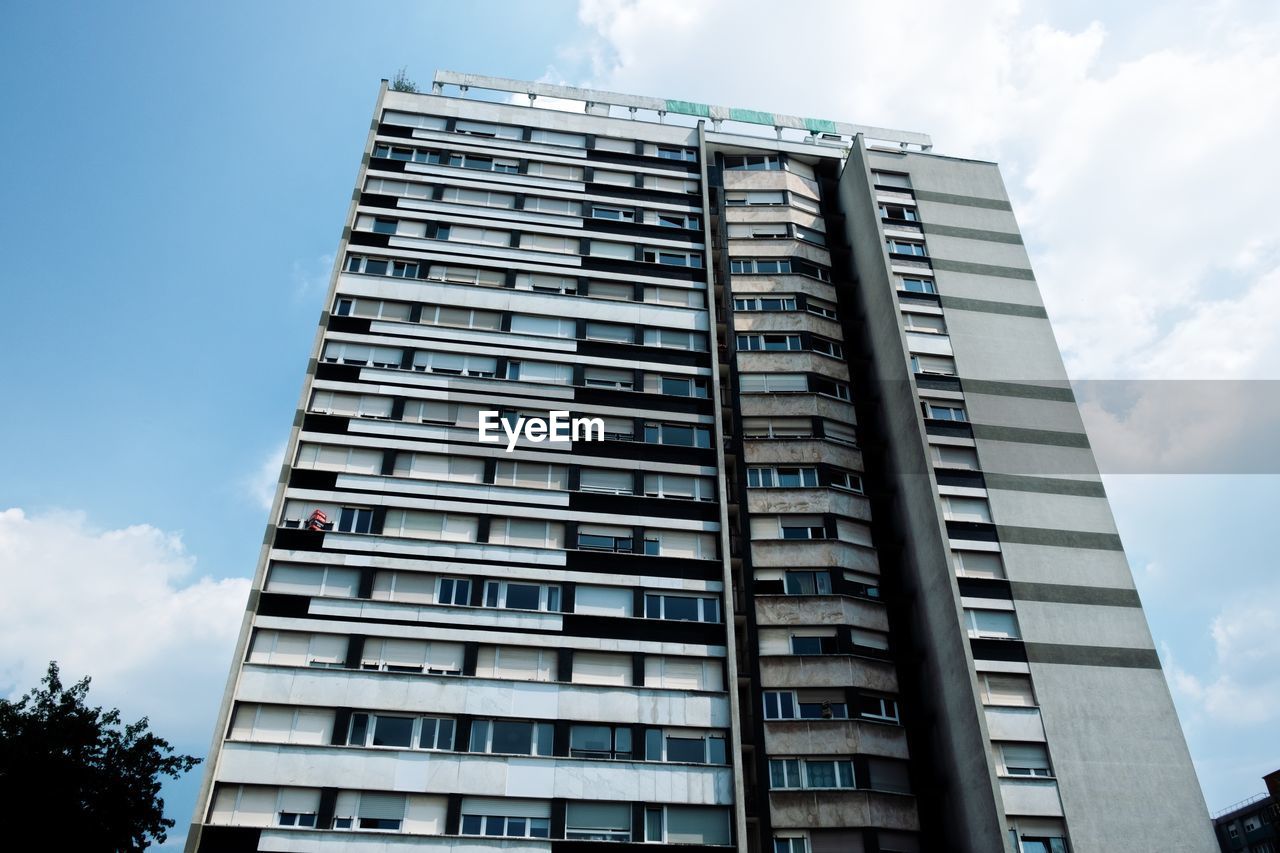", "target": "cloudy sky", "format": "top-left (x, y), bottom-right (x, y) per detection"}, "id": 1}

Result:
top-left (2, 0), bottom-right (1277, 841)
